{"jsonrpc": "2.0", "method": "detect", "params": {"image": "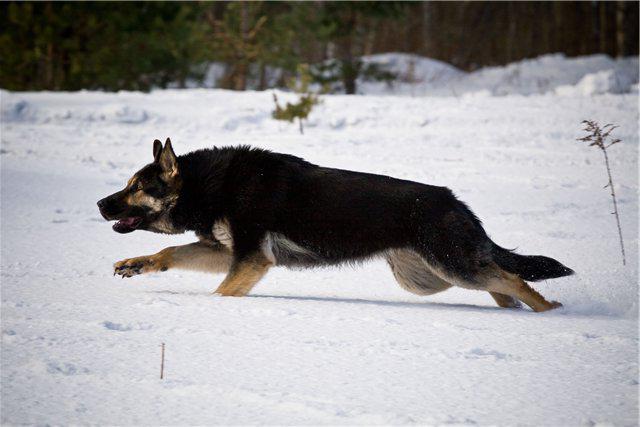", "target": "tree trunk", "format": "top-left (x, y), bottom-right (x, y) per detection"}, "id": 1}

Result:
top-left (615, 1), bottom-right (625, 57)
top-left (258, 62), bottom-right (267, 91)
top-left (339, 8), bottom-right (357, 95)
top-left (234, 62), bottom-right (247, 91)
top-left (506, 2), bottom-right (516, 63)
top-left (342, 60), bottom-right (357, 95)
top-left (421, 2), bottom-right (432, 57)
top-left (235, 1), bottom-right (249, 91)
top-left (44, 1), bottom-right (55, 90)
